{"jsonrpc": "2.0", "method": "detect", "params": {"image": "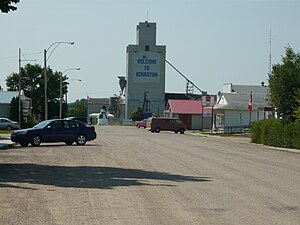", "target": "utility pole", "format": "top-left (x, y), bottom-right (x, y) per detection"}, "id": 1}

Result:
top-left (18, 48), bottom-right (22, 128)
top-left (59, 68), bottom-right (80, 119)
top-left (44, 49), bottom-right (47, 120)
top-left (44, 41), bottom-right (74, 120)
top-left (142, 91), bottom-right (149, 113)
top-left (18, 48), bottom-right (36, 128)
